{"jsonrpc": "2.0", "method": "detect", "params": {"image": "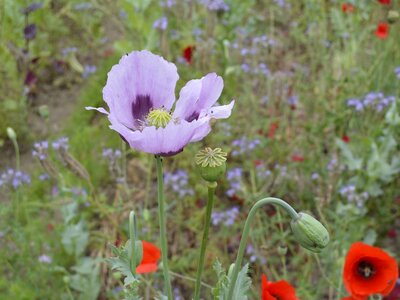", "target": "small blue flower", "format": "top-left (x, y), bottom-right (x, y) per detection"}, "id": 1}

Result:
top-left (153, 16), bottom-right (168, 30)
